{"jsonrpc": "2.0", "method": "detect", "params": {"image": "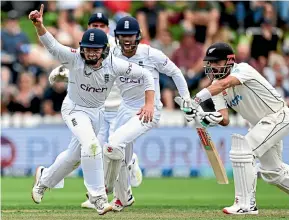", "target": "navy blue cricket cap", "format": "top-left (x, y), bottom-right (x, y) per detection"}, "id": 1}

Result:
top-left (88, 13), bottom-right (109, 26)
